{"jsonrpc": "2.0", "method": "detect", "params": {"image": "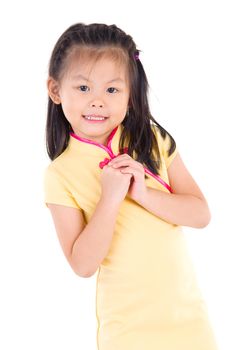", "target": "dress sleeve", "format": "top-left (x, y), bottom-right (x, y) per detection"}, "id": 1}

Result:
top-left (163, 133), bottom-right (178, 169)
top-left (152, 124), bottom-right (178, 169)
top-left (43, 166), bottom-right (82, 210)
